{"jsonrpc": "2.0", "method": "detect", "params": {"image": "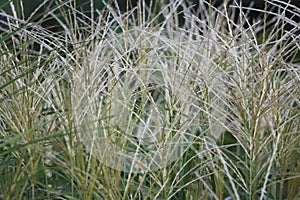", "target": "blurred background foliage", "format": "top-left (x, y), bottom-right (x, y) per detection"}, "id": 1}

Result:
top-left (0, 0), bottom-right (299, 40)
top-left (1, 0), bottom-right (299, 24)
top-left (1, 0), bottom-right (298, 62)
